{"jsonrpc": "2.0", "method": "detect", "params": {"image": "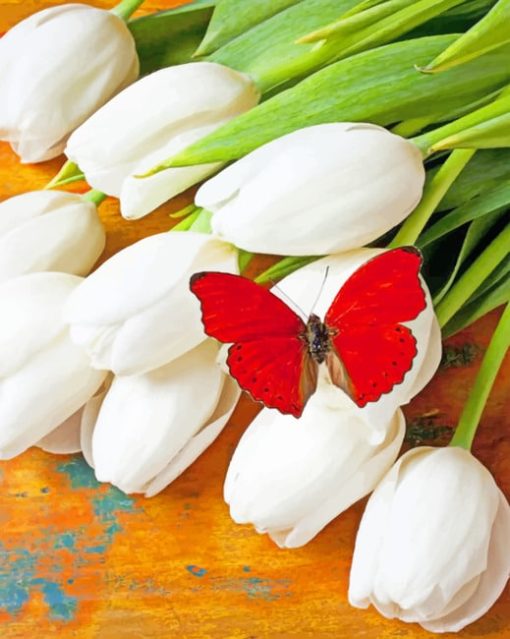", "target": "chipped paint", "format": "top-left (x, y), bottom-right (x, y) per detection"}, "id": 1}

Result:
top-left (186, 565), bottom-right (207, 577)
